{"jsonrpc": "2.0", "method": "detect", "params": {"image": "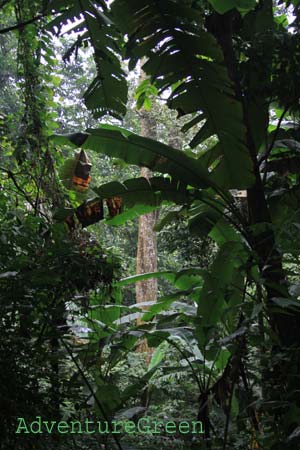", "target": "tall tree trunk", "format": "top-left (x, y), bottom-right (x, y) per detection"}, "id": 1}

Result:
top-left (136, 70), bottom-right (158, 357)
